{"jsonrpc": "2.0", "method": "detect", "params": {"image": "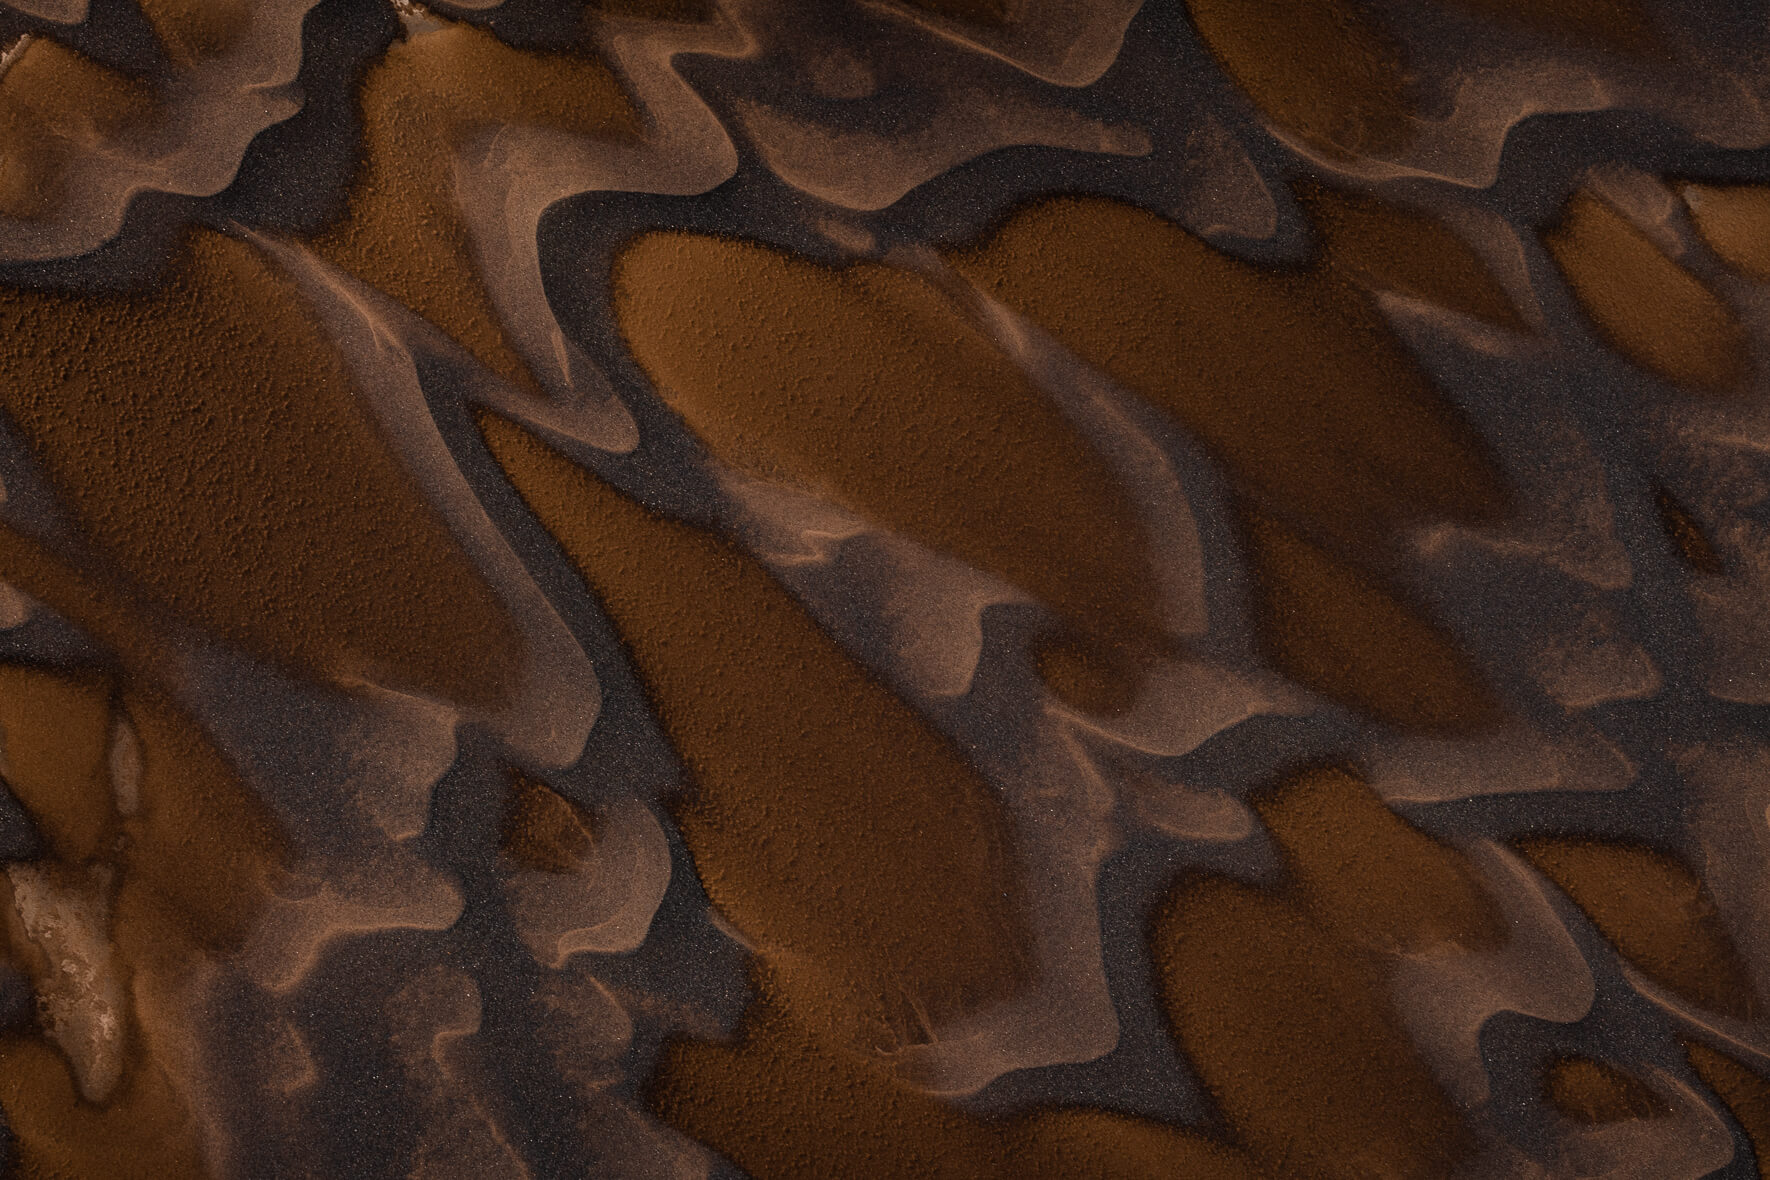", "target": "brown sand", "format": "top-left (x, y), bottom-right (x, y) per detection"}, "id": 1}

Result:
top-left (1150, 767), bottom-right (1477, 1179)
top-left (1544, 1056), bottom-right (1669, 1124)
top-left (1519, 839), bottom-right (1758, 1020)
top-left (1655, 487), bottom-right (1725, 575)
top-left (1181, 0), bottom-right (1413, 158)
top-left (902, 0), bottom-right (1014, 24)
top-left (1245, 512), bottom-right (1497, 730)
top-left (472, 411), bottom-right (1231, 1176)
top-left (137, 0), bottom-right (252, 66)
top-left (948, 195), bottom-right (1506, 729)
top-left (0, 665), bottom-right (115, 864)
top-left (0, 678), bottom-right (283, 1178)
top-left (0, 1038), bottom-right (208, 1180)
top-left (0, 39), bottom-right (156, 222)
top-left (1683, 182), bottom-right (1770, 283)
top-left (613, 231), bottom-right (1169, 710)
top-left (1686, 1042), bottom-right (1770, 1176)
top-left (316, 18), bottom-right (638, 396)
top-left (655, 973), bottom-right (1263, 1180)
top-left (478, 411), bottom-right (1030, 1044)
top-left (1301, 183), bottom-right (1522, 328)
top-left (592, 0), bottom-right (716, 19)
top-left (0, 229), bottom-right (520, 708)
top-left (946, 196), bottom-right (1509, 548)
top-left (117, 687), bottom-right (286, 953)
top-left (501, 772), bottom-right (596, 875)
top-left (1153, 878), bottom-right (1469, 1179)
top-left (1444, 0), bottom-right (1653, 53)
top-left (1253, 766), bottom-right (1506, 954)
top-left (1545, 188), bottom-right (1749, 393)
